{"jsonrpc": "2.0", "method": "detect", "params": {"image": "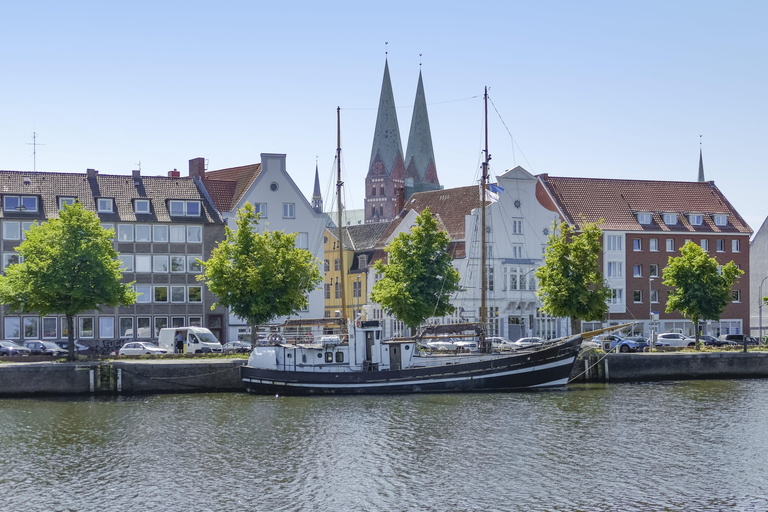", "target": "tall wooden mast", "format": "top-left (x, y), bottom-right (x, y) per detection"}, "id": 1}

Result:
top-left (480, 87), bottom-right (490, 352)
top-left (336, 107), bottom-right (347, 320)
